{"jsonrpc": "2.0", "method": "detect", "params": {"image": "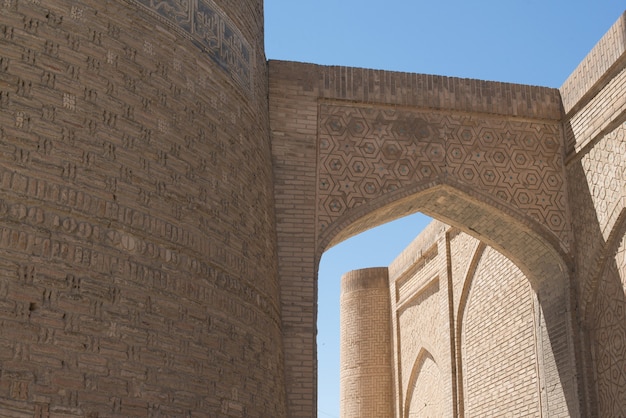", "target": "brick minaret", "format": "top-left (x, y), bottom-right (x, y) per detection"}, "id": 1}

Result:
top-left (340, 267), bottom-right (394, 417)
